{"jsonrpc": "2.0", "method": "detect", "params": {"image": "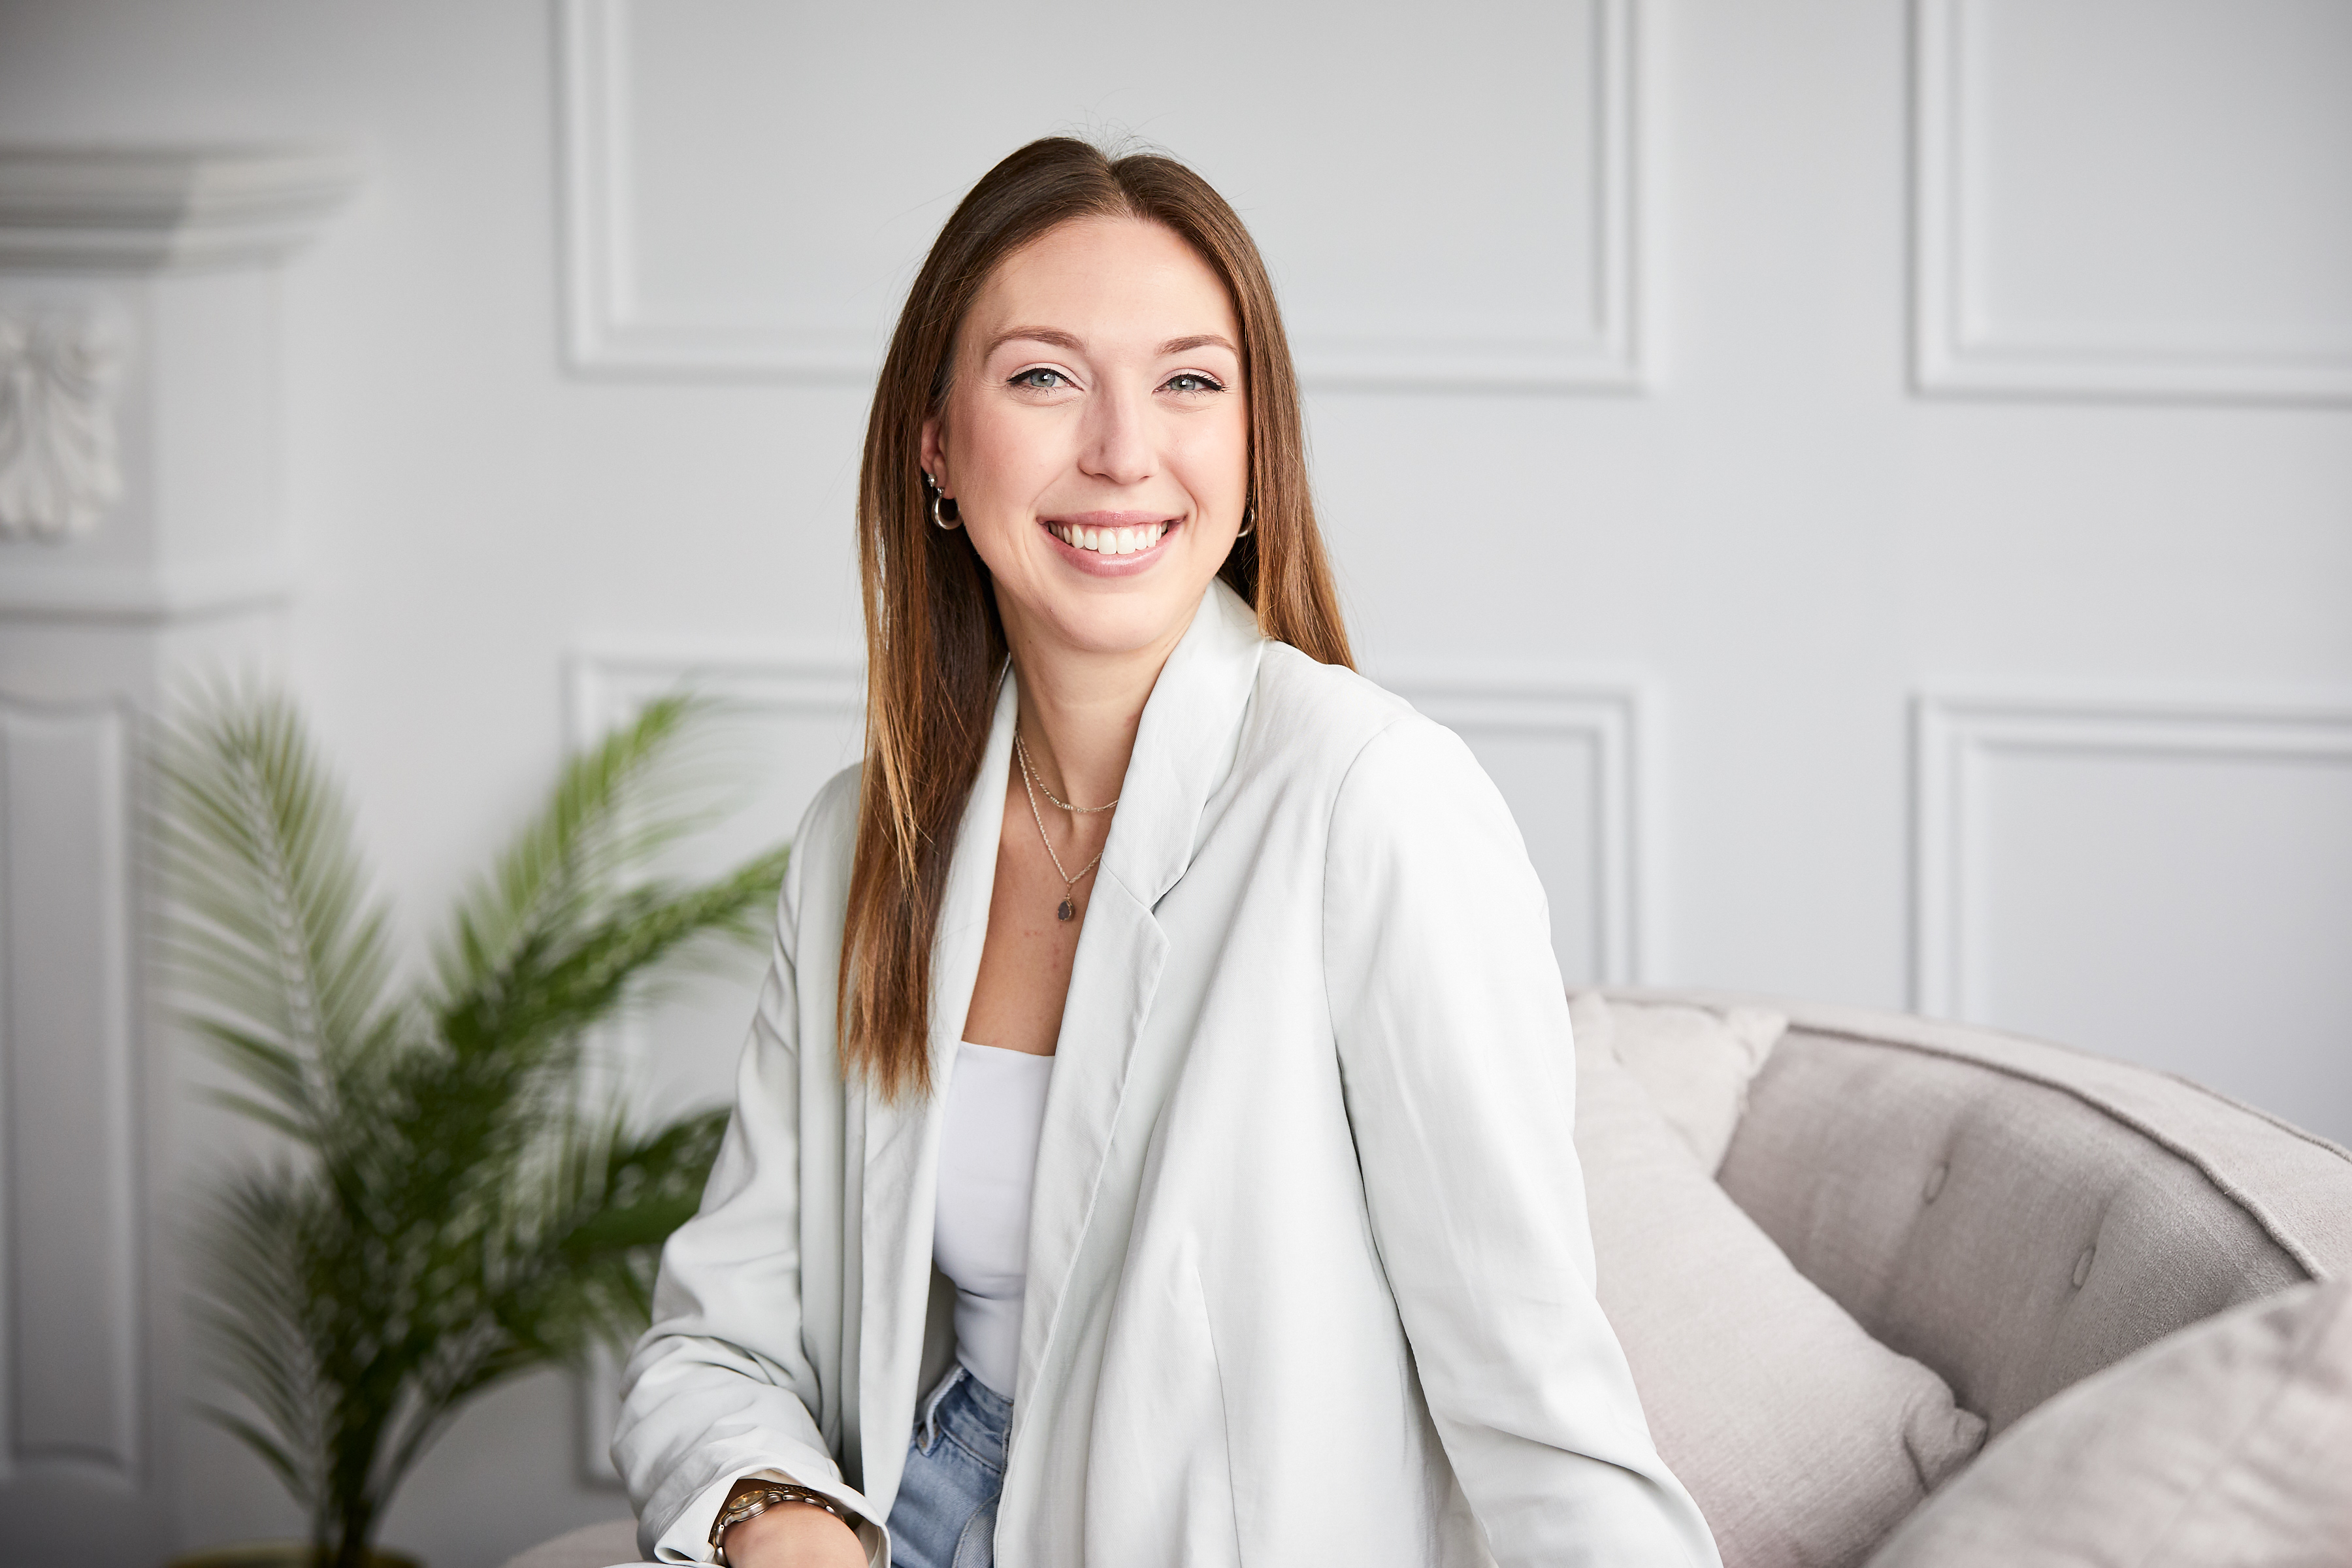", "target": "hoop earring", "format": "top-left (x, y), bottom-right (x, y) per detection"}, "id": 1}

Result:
top-left (925, 474), bottom-right (960, 530)
top-left (1236, 502), bottom-right (1255, 540)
